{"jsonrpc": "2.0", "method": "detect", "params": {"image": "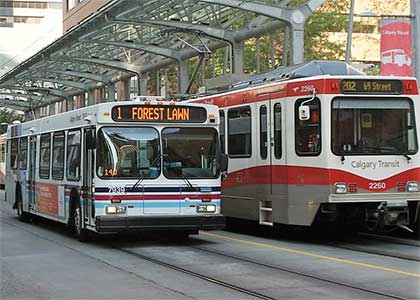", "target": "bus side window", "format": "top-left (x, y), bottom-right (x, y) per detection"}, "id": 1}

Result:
top-left (219, 110), bottom-right (225, 154)
top-left (10, 138), bottom-right (18, 169)
top-left (0, 143), bottom-right (5, 163)
top-left (19, 137), bottom-right (28, 170)
top-left (295, 98), bottom-right (321, 156)
top-left (39, 133), bottom-right (51, 179)
top-left (67, 130), bottom-right (81, 181)
top-left (52, 132), bottom-right (65, 180)
top-left (228, 106), bottom-right (252, 157)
